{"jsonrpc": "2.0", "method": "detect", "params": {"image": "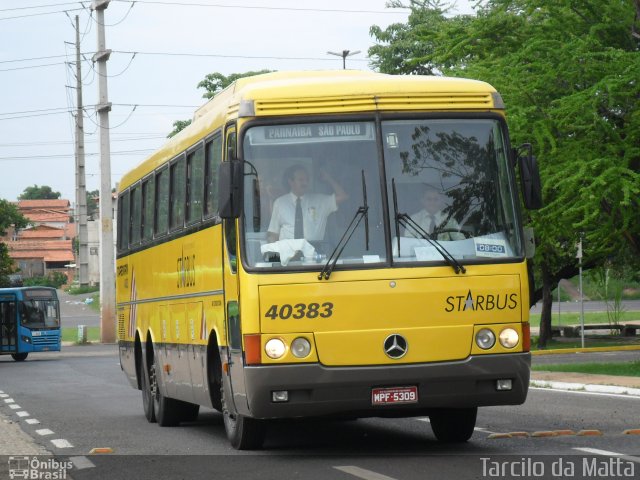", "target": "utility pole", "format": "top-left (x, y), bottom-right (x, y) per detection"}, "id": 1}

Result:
top-left (91, 0), bottom-right (116, 343)
top-left (75, 15), bottom-right (89, 288)
top-left (327, 49), bottom-right (361, 69)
